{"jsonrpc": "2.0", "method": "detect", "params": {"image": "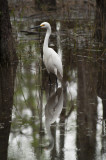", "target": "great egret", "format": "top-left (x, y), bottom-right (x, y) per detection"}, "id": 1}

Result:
top-left (32, 22), bottom-right (63, 84)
